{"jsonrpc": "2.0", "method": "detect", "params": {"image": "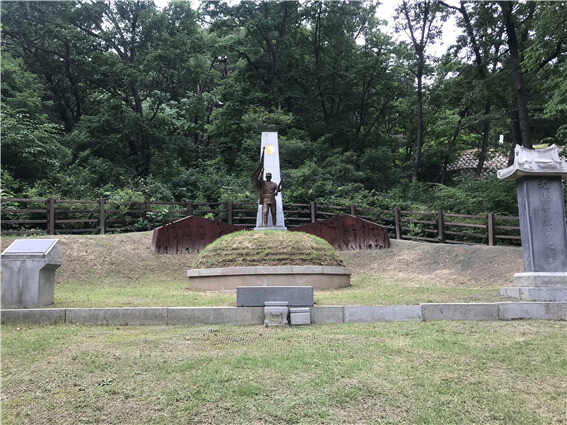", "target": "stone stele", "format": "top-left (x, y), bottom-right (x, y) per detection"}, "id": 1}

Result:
top-left (498, 144), bottom-right (567, 301)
